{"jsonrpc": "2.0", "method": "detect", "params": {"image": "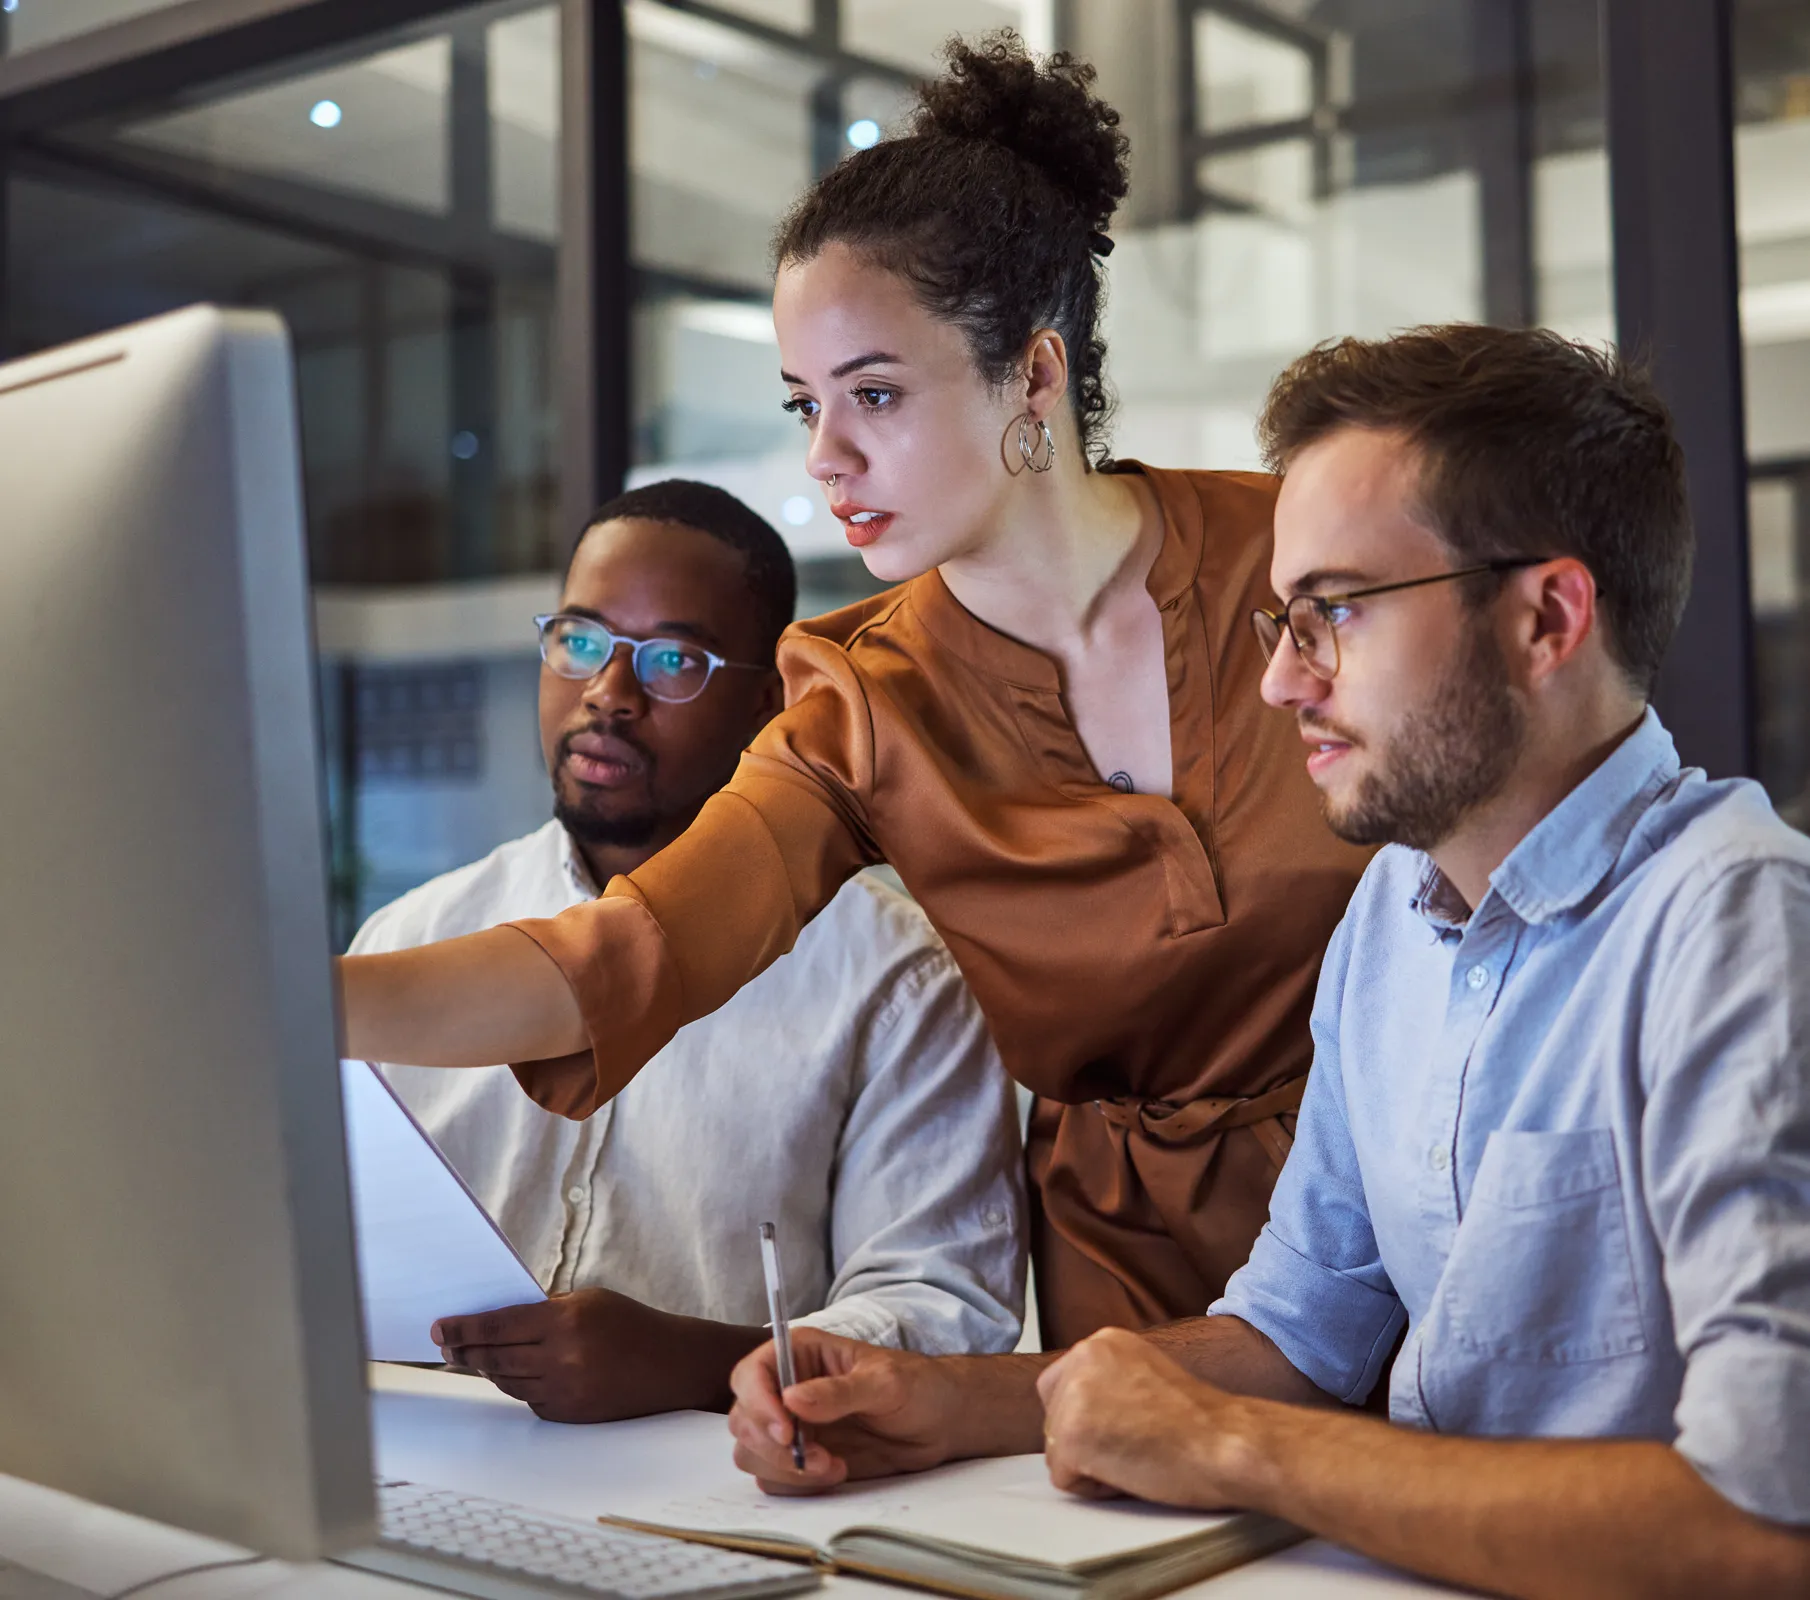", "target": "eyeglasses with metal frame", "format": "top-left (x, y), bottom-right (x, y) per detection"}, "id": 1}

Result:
top-left (1250, 558), bottom-right (1554, 681)
top-left (534, 613), bottom-right (769, 704)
